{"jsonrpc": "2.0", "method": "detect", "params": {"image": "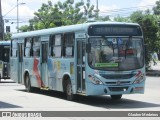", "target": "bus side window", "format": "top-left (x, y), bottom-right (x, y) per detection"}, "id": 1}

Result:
top-left (50, 34), bottom-right (62, 58)
top-left (63, 33), bottom-right (74, 57)
top-left (24, 38), bottom-right (32, 57)
top-left (33, 37), bottom-right (40, 57)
